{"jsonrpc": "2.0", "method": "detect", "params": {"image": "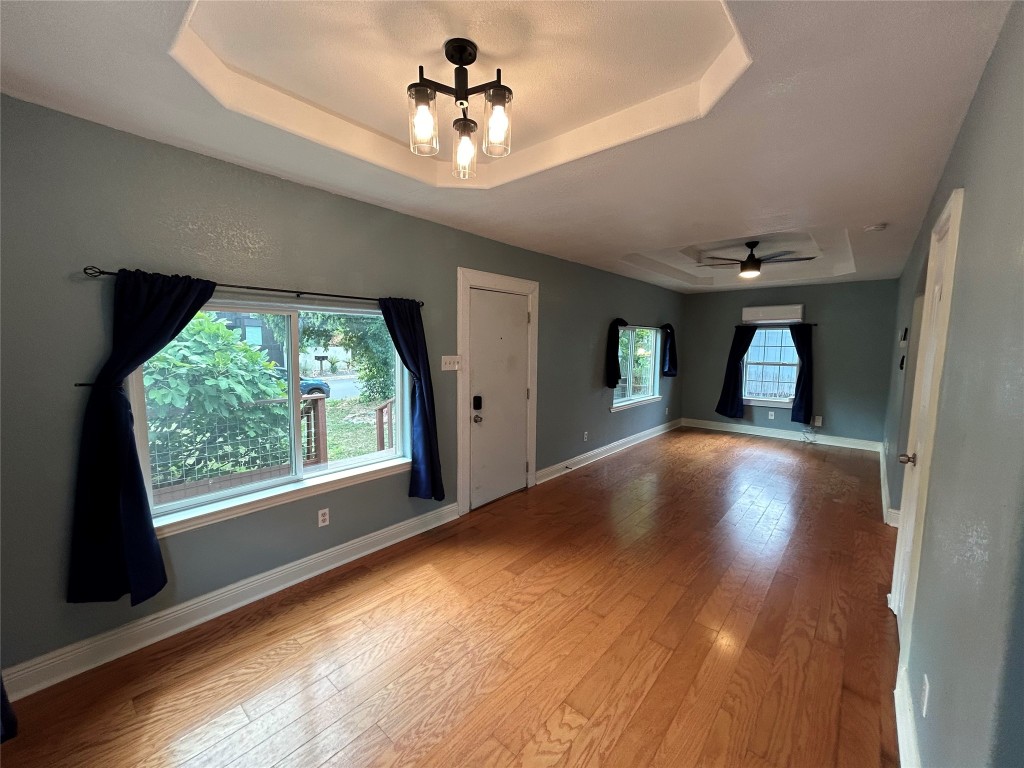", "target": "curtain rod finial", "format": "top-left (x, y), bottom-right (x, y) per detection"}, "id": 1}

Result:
top-left (83, 266), bottom-right (104, 278)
